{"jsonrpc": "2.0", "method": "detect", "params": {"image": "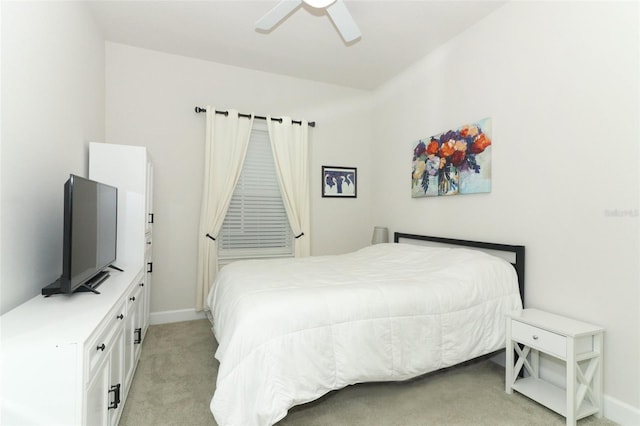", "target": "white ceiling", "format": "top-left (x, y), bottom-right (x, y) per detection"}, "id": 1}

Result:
top-left (87, 0), bottom-right (506, 90)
